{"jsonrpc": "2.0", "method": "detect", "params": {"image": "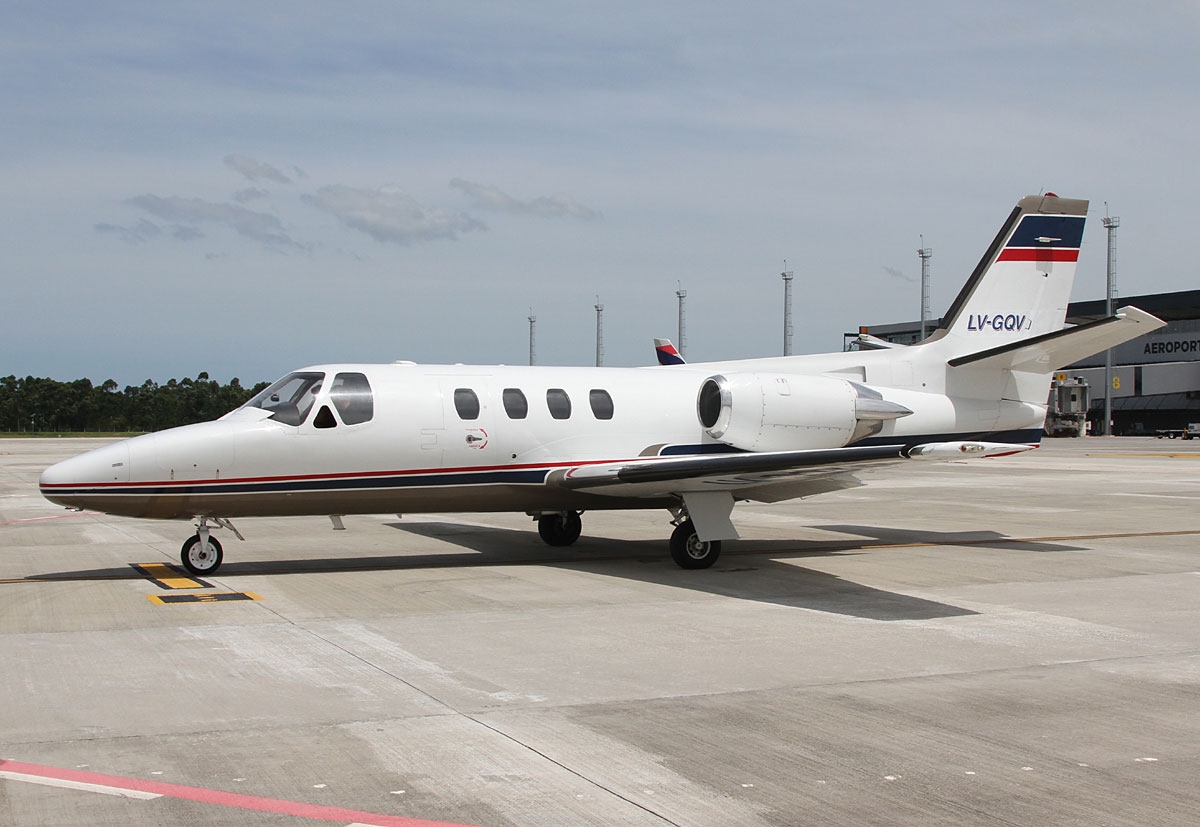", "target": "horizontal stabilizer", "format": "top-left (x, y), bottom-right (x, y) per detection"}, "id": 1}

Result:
top-left (946, 306), bottom-right (1165, 372)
